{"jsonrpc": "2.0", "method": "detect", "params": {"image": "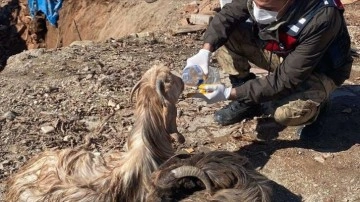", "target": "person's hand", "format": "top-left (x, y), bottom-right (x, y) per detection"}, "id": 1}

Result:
top-left (185, 49), bottom-right (211, 75)
top-left (189, 84), bottom-right (232, 104)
